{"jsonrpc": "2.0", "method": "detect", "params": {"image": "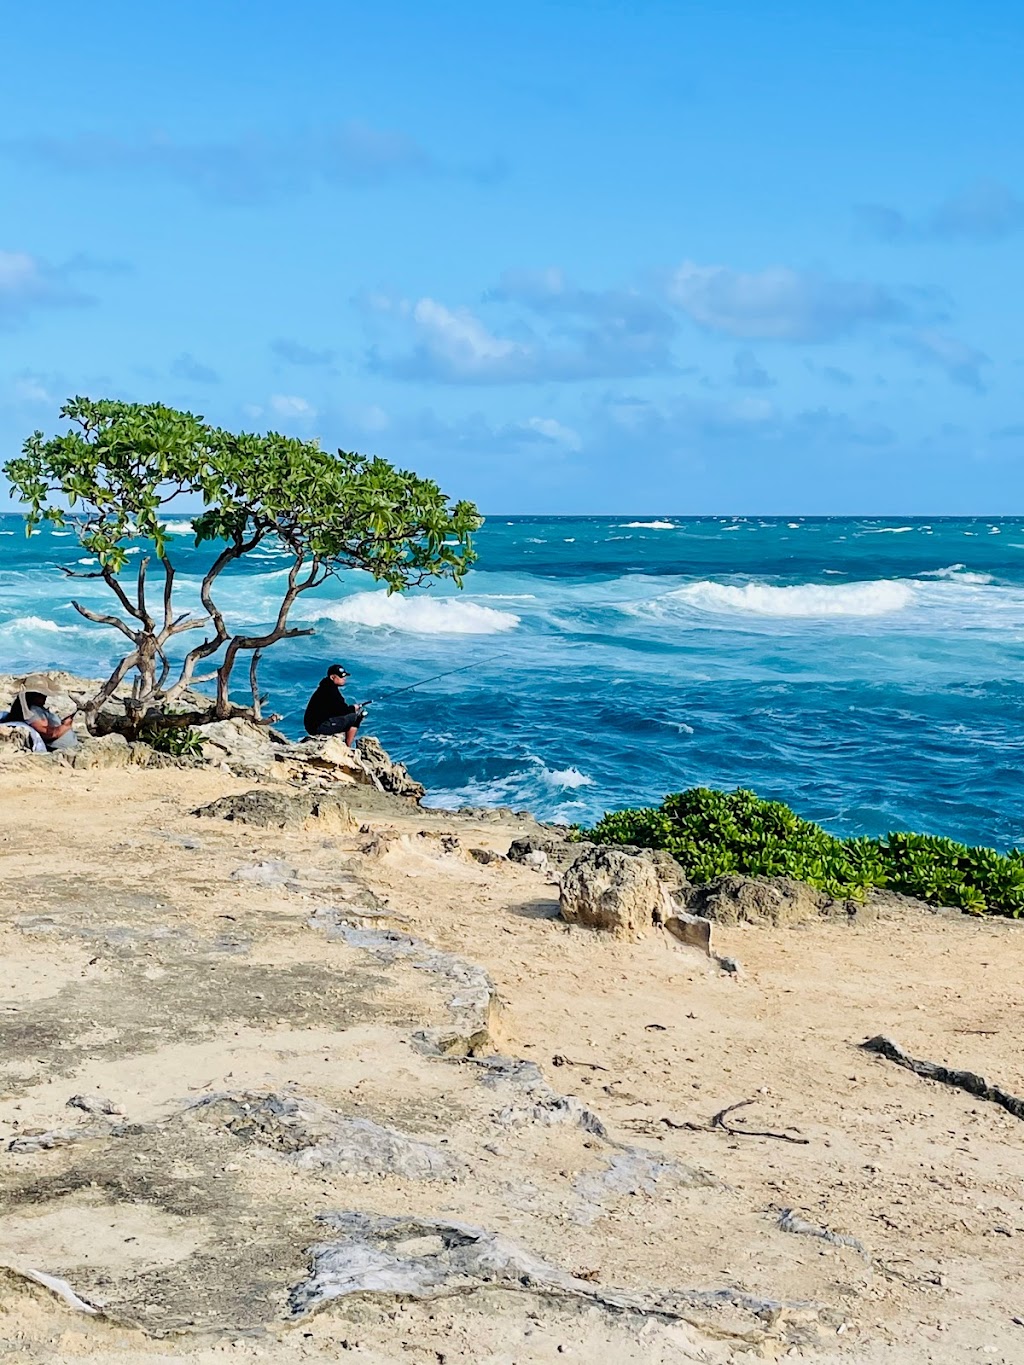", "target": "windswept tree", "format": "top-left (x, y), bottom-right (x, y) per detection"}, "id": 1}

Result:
top-left (4, 398), bottom-right (481, 735)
